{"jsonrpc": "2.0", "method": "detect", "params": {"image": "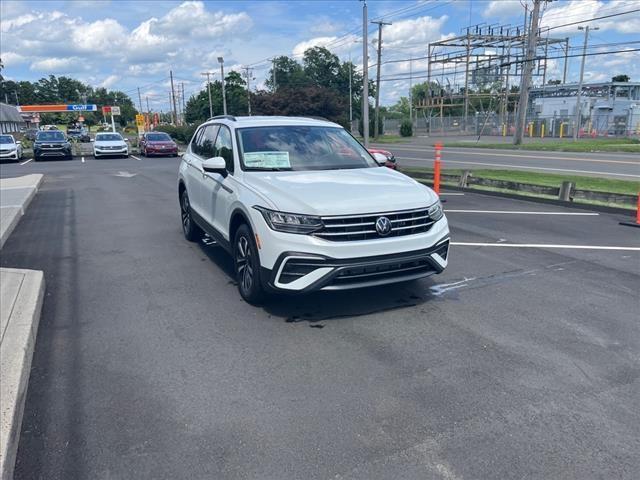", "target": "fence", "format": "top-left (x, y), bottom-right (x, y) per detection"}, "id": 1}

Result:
top-left (383, 112), bottom-right (640, 138)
